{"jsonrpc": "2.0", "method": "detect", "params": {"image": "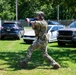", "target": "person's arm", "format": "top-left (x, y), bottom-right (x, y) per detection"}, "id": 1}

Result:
top-left (26, 18), bottom-right (35, 29)
top-left (30, 21), bottom-right (36, 29)
top-left (26, 18), bottom-right (41, 29)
